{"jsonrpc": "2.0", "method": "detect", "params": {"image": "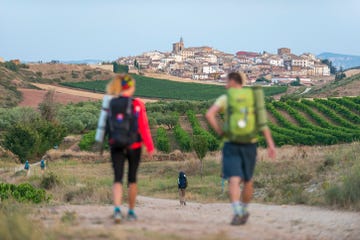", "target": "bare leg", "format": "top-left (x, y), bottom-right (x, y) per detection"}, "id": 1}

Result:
top-left (229, 176), bottom-right (241, 202)
top-left (182, 189), bottom-right (186, 205)
top-left (241, 180), bottom-right (253, 204)
top-left (128, 183), bottom-right (137, 210)
top-left (113, 183), bottom-right (123, 206)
